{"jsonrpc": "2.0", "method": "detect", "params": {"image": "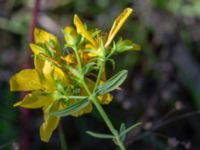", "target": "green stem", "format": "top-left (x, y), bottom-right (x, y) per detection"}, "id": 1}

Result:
top-left (82, 81), bottom-right (126, 150)
top-left (92, 96), bottom-right (126, 150)
top-left (58, 125), bottom-right (68, 150)
top-left (93, 62), bottom-right (104, 92)
top-left (73, 45), bottom-right (125, 149)
top-left (74, 47), bottom-right (82, 73)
